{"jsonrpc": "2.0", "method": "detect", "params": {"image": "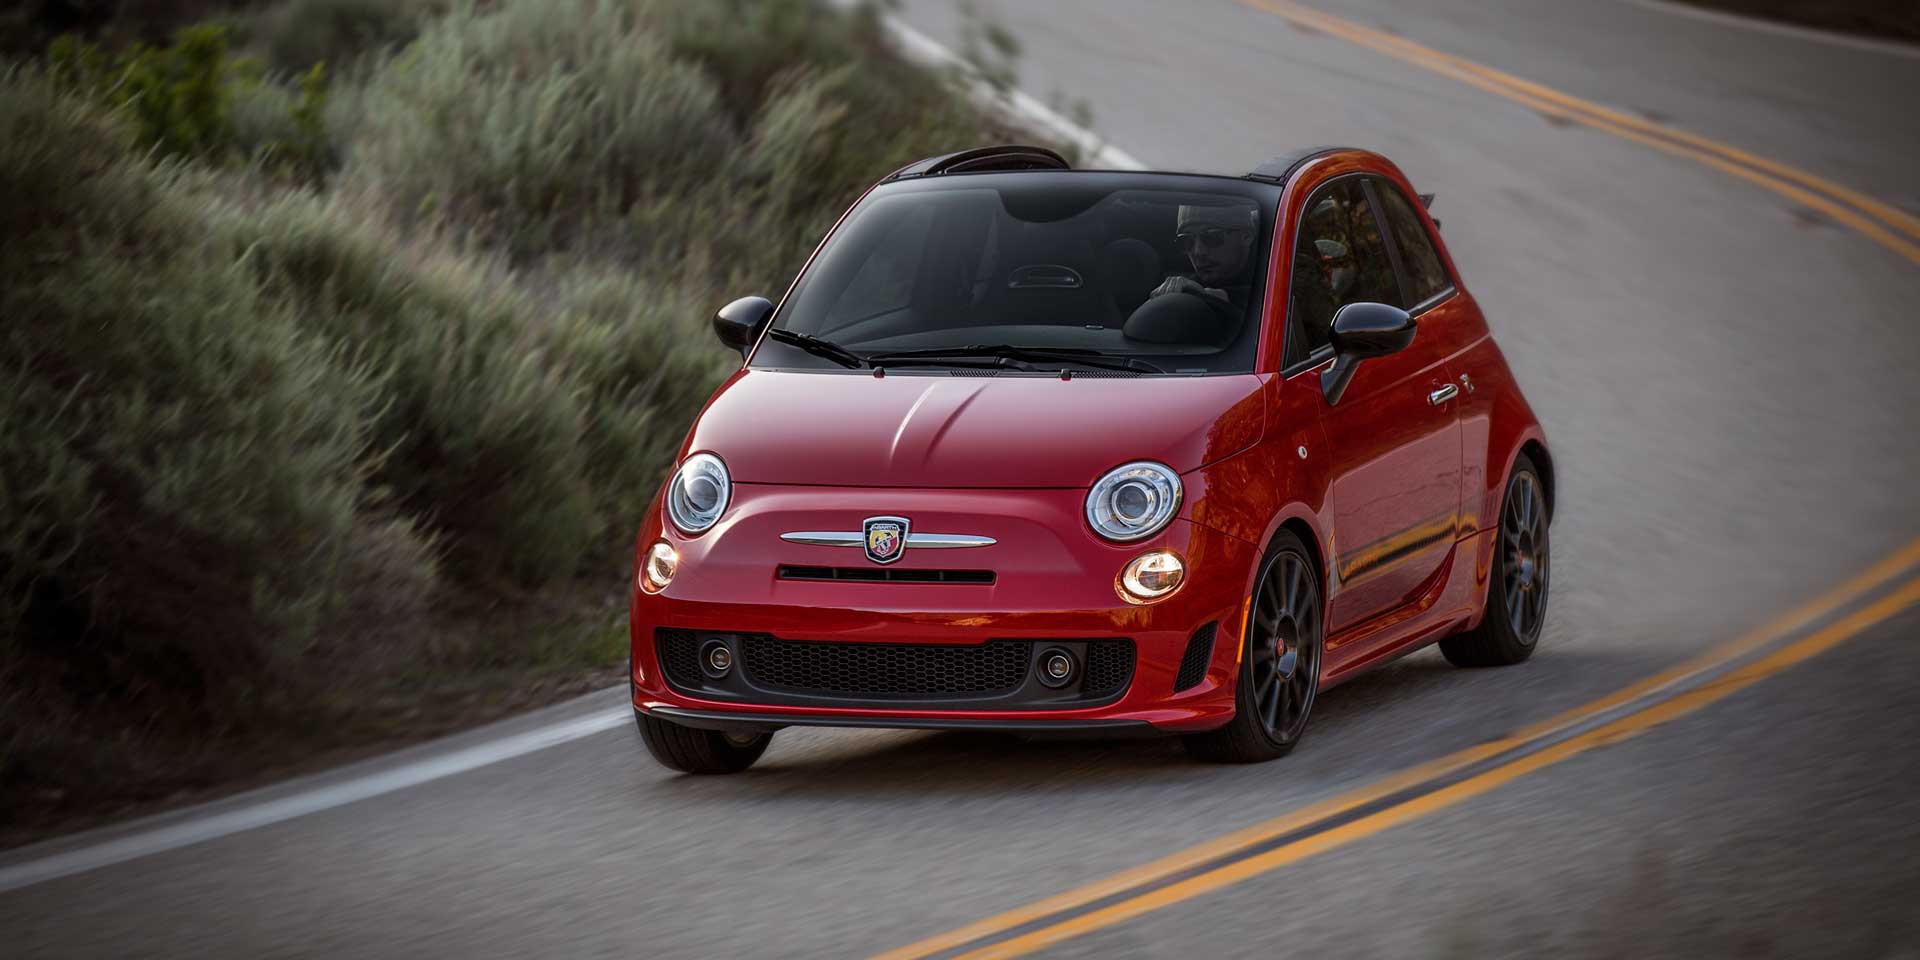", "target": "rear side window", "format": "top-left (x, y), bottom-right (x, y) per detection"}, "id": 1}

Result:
top-left (1372, 181), bottom-right (1451, 306)
top-left (1287, 177), bottom-right (1399, 364)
